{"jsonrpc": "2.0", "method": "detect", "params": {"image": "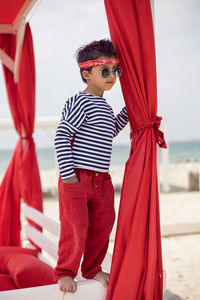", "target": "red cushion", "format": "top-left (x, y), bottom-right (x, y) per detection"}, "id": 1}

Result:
top-left (0, 247), bottom-right (38, 274)
top-left (3, 254), bottom-right (56, 288)
top-left (0, 274), bottom-right (17, 291)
